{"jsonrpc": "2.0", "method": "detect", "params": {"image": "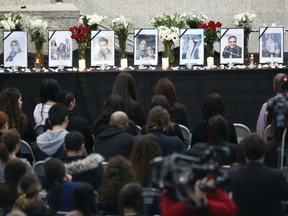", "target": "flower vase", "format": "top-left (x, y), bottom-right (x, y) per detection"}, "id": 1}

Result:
top-left (244, 31), bottom-right (250, 60)
top-left (35, 42), bottom-right (44, 66)
top-left (207, 42), bottom-right (214, 57)
top-left (118, 34), bottom-right (128, 60)
top-left (163, 41), bottom-right (175, 63)
top-left (78, 42), bottom-right (86, 71)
